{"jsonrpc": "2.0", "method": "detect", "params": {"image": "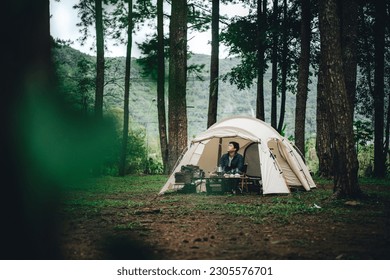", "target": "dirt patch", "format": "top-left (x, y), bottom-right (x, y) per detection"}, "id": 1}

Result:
top-left (59, 184), bottom-right (390, 260)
